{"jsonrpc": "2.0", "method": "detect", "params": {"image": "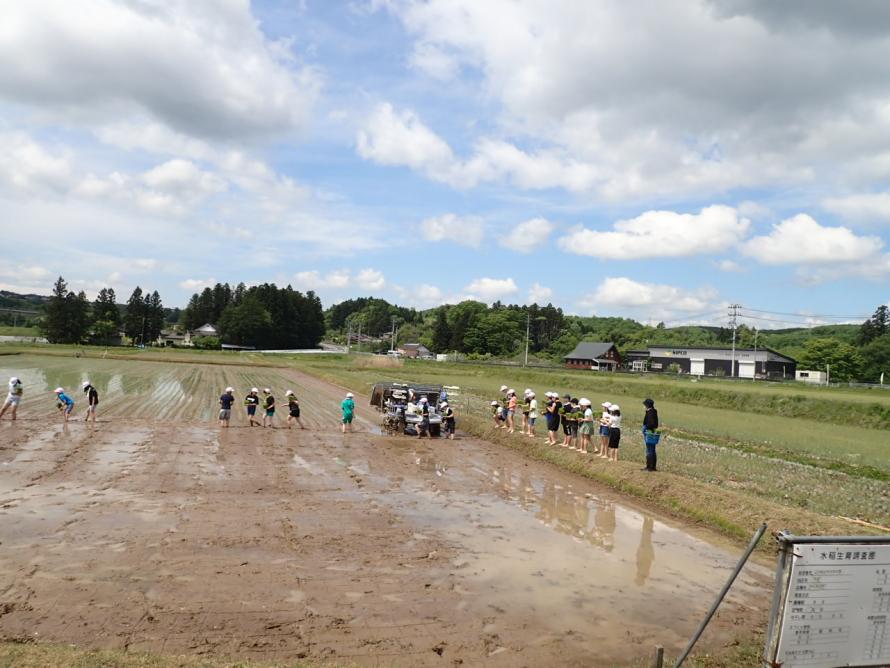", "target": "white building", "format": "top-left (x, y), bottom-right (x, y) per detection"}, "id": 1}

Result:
top-left (796, 369), bottom-right (827, 385)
